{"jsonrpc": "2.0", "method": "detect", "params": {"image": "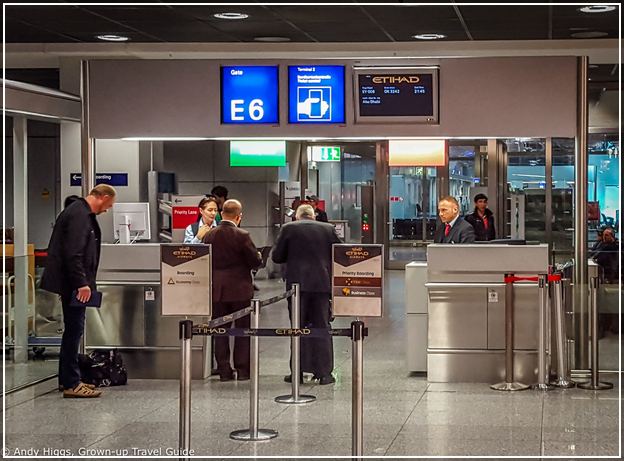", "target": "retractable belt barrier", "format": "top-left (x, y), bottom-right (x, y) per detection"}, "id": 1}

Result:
top-left (178, 283), bottom-right (369, 458)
